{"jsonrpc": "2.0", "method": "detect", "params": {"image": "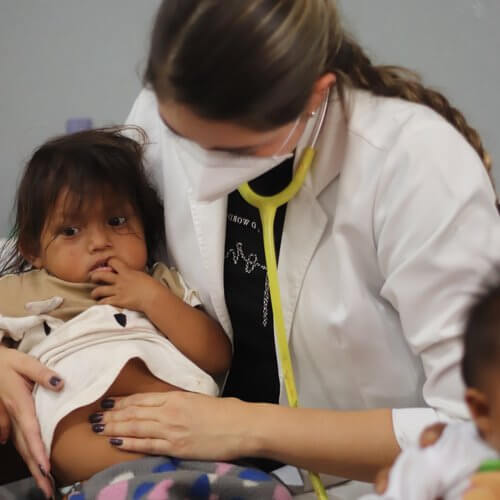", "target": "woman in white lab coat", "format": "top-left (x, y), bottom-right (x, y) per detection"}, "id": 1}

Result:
top-left (1, 0), bottom-right (499, 495)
